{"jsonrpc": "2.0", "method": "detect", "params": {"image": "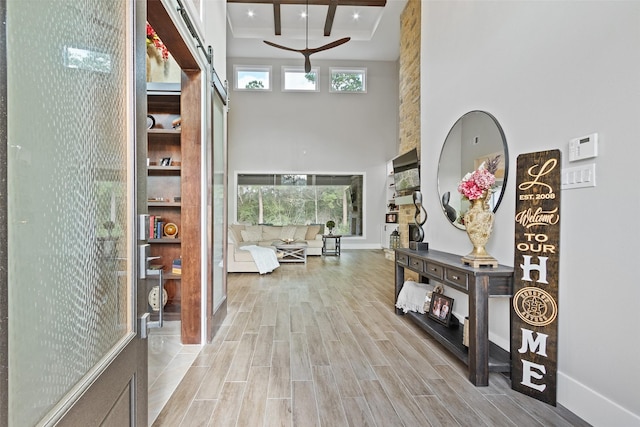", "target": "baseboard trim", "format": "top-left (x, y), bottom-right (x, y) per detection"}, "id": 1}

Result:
top-left (341, 243), bottom-right (386, 250)
top-left (557, 371), bottom-right (640, 426)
